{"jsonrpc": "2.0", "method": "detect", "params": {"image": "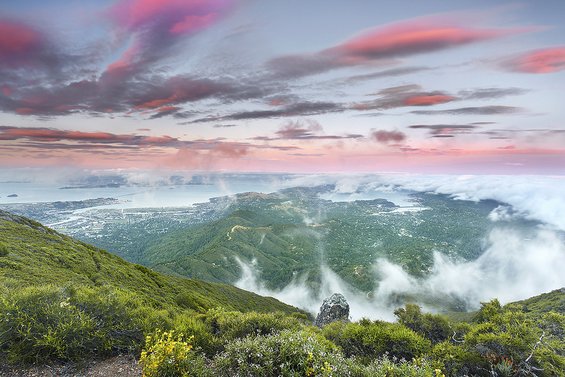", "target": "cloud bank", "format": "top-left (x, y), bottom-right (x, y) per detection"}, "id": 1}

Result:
top-left (234, 174), bottom-right (565, 320)
top-left (285, 174), bottom-right (565, 231)
top-left (235, 228), bottom-right (565, 321)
